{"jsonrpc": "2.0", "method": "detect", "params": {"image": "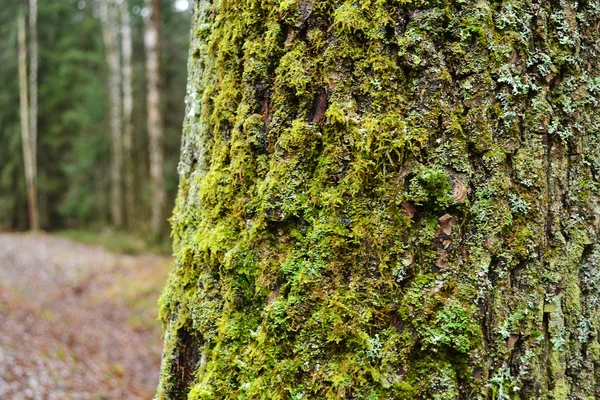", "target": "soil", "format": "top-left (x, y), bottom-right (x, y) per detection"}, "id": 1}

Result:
top-left (0, 233), bottom-right (170, 400)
